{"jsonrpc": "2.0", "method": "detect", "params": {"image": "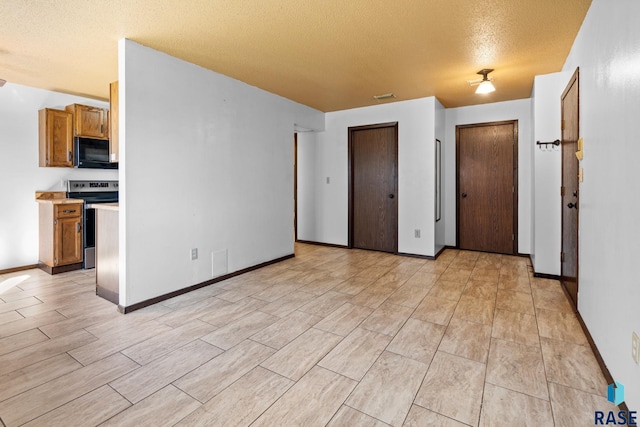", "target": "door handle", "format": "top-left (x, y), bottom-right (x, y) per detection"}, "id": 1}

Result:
top-left (461, 193), bottom-right (467, 198)
top-left (388, 194), bottom-right (395, 199)
top-left (567, 202), bottom-right (577, 209)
